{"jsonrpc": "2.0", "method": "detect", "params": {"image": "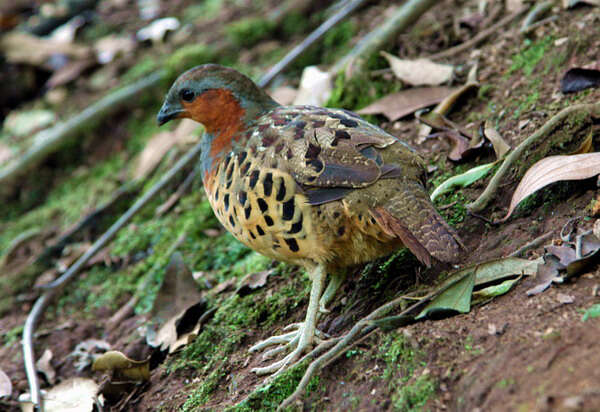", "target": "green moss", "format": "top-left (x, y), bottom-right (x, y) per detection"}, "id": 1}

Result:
top-left (508, 36), bottom-right (553, 76)
top-left (327, 72), bottom-right (401, 112)
top-left (182, 0), bottom-right (223, 23)
top-left (227, 361), bottom-right (320, 412)
top-left (289, 20), bottom-right (357, 73)
top-left (393, 374), bottom-right (436, 412)
top-left (378, 332), bottom-right (436, 412)
top-left (226, 18), bottom-right (276, 48)
top-left (1, 324), bottom-right (24, 347)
